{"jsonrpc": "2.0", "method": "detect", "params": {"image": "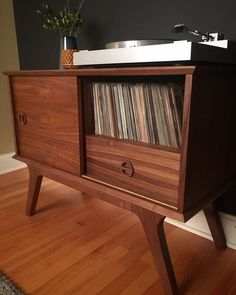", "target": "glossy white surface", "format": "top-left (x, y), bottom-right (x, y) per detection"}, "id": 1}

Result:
top-left (74, 40), bottom-right (236, 66)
